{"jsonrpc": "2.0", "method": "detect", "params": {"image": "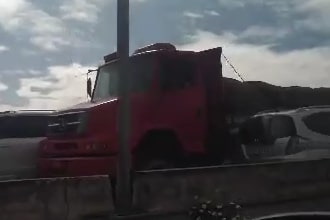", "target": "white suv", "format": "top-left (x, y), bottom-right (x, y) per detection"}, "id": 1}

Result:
top-left (241, 106), bottom-right (330, 161)
top-left (0, 110), bottom-right (52, 180)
